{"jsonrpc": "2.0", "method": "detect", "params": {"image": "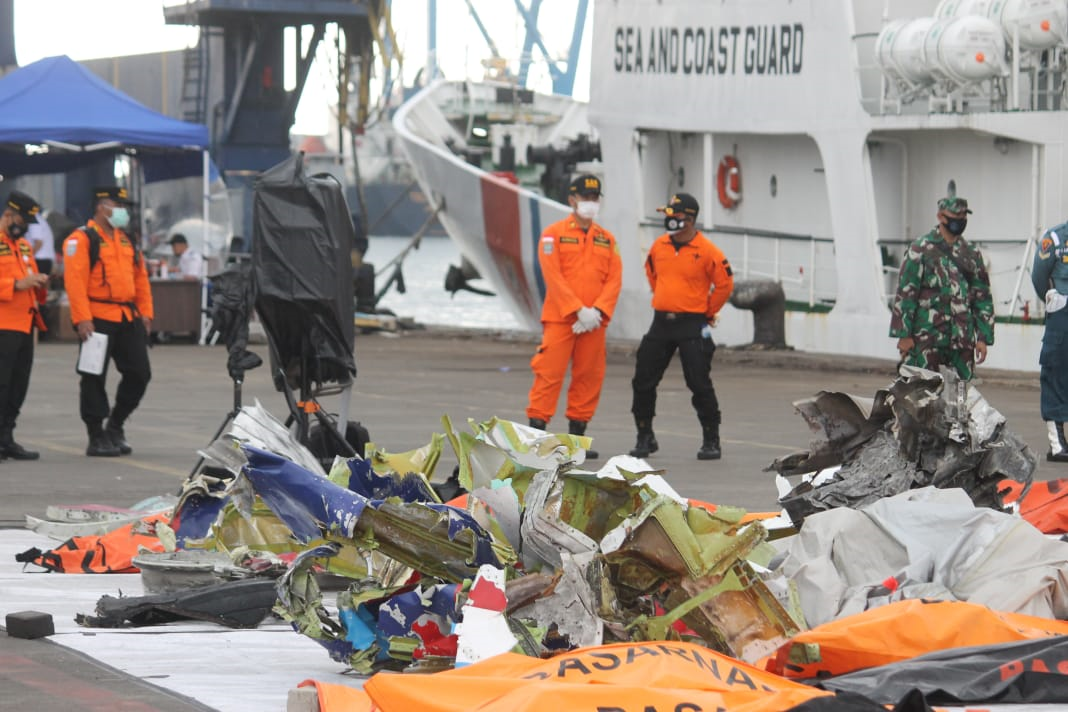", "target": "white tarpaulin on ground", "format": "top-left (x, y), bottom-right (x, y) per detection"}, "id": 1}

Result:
top-left (0, 529), bottom-right (360, 710)
top-left (773, 487), bottom-right (1068, 627)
